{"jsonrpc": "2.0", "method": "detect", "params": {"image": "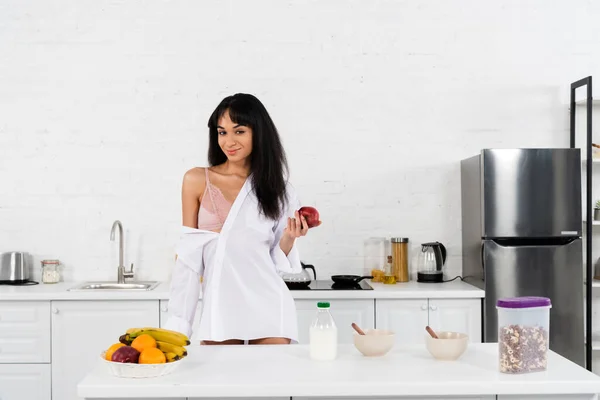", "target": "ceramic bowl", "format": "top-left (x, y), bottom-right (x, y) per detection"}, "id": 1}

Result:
top-left (353, 329), bottom-right (395, 357)
top-left (425, 331), bottom-right (468, 360)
